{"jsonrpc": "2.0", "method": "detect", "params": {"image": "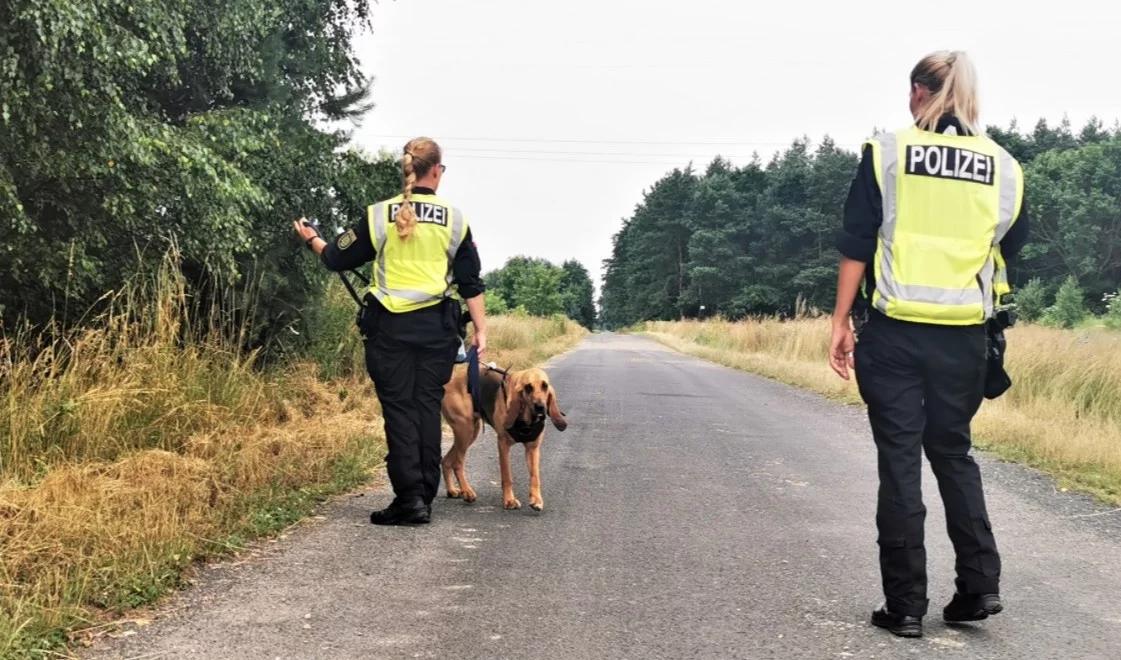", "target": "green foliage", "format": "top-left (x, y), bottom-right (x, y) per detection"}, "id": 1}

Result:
top-left (1044, 276), bottom-right (1088, 328)
top-left (485, 290), bottom-right (511, 315)
top-left (486, 257), bottom-right (595, 327)
top-left (1015, 277), bottom-right (1050, 322)
top-left (601, 140), bottom-right (857, 328)
top-left (601, 168), bottom-right (698, 327)
top-left (1103, 291), bottom-right (1121, 330)
top-left (559, 260), bottom-right (597, 328)
top-left (601, 121), bottom-right (1121, 329)
top-left (1016, 138), bottom-right (1121, 306)
top-left (0, 0), bottom-right (394, 352)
